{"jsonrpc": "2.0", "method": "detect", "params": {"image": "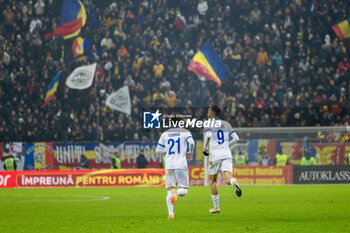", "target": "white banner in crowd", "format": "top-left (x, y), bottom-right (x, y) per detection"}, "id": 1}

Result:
top-left (65, 63), bottom-right (97, 90)
top-left (106, 86), bottom-right (131, 115)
